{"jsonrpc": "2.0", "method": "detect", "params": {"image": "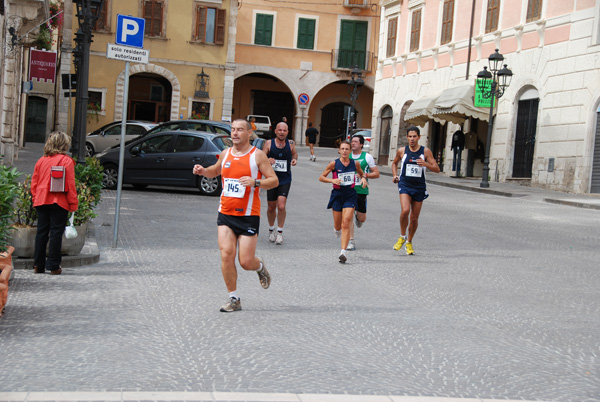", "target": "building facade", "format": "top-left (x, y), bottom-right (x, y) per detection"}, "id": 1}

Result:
top-left (373, 0), bottom-right (600, 194)
top-left (58, 0), bottom-right (237, 136)
top-left (1, 0), bottom-right (51, 164)
top-left (233, 0), bottom-right (379, 146)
